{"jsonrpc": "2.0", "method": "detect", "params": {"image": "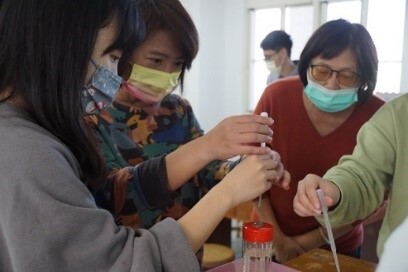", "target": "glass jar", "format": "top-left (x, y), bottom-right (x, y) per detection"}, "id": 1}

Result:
top-left (242, 222), bottom-right (274, 272)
